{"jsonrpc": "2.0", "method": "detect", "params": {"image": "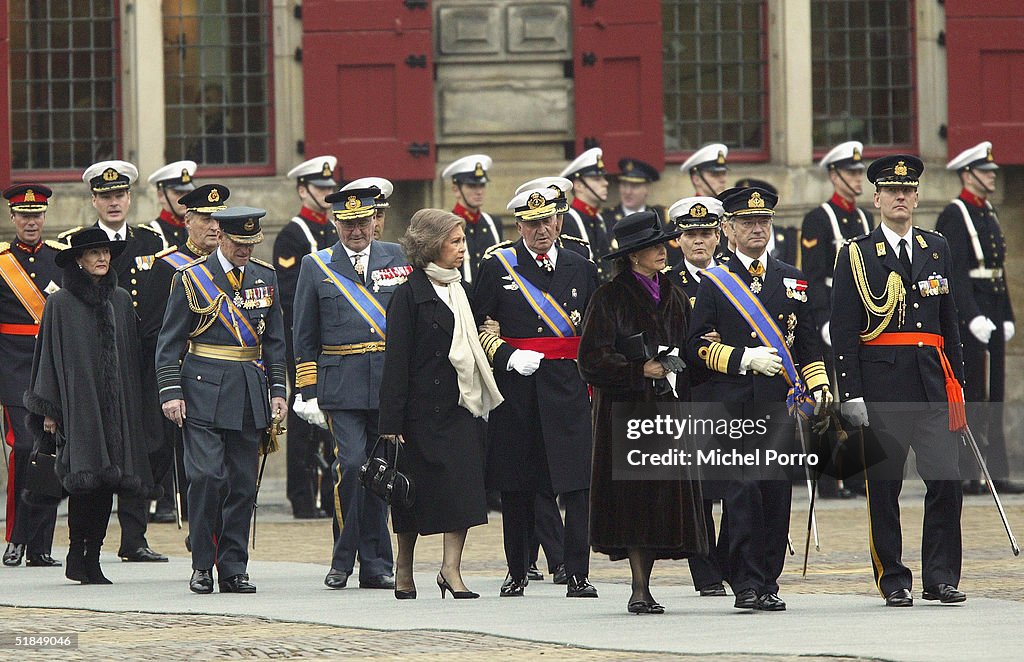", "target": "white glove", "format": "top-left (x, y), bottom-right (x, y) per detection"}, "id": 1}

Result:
top-left (507, 349), bottom-right (544, 376)
top-left (821, 321), bottom-right (831, 347)
top-left (969, 315), bottom-right (997, 344)
top-left (1005, 321), bottom-right (1016, 342)
top-left (740, 346), bottom-right (783, 377)
top-left (293, 394), bottom-right (328, 429)
top-left (840, 398), bottom-right (869, 427)
top-left (813, 386), bottom-right (834, 416)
